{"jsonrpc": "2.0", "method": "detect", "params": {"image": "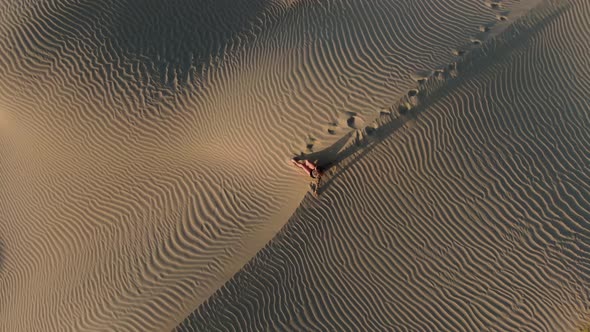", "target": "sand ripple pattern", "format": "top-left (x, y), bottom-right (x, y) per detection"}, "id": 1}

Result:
top-left (0, 0), bottom-right (546, 330)
top-left (0, 0), bottom-right (552, 330)
top-left (177, 1), bottom-right (590, 331)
